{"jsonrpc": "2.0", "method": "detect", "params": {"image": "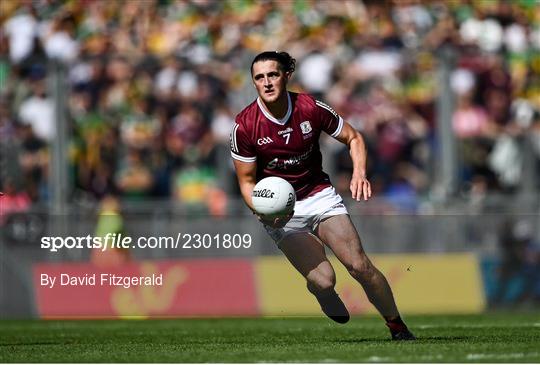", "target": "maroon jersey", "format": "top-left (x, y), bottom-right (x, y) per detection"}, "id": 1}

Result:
top-left (230, 92), bottom-right (344, 200)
